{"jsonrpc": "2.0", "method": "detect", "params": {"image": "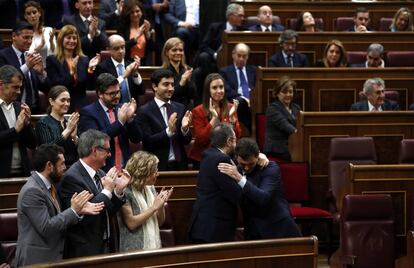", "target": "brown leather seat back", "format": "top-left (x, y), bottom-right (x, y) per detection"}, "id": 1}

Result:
top-left (0, 212), bottom-right (18, 265)
top-left (399, 139), bottom-right (414, 164)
